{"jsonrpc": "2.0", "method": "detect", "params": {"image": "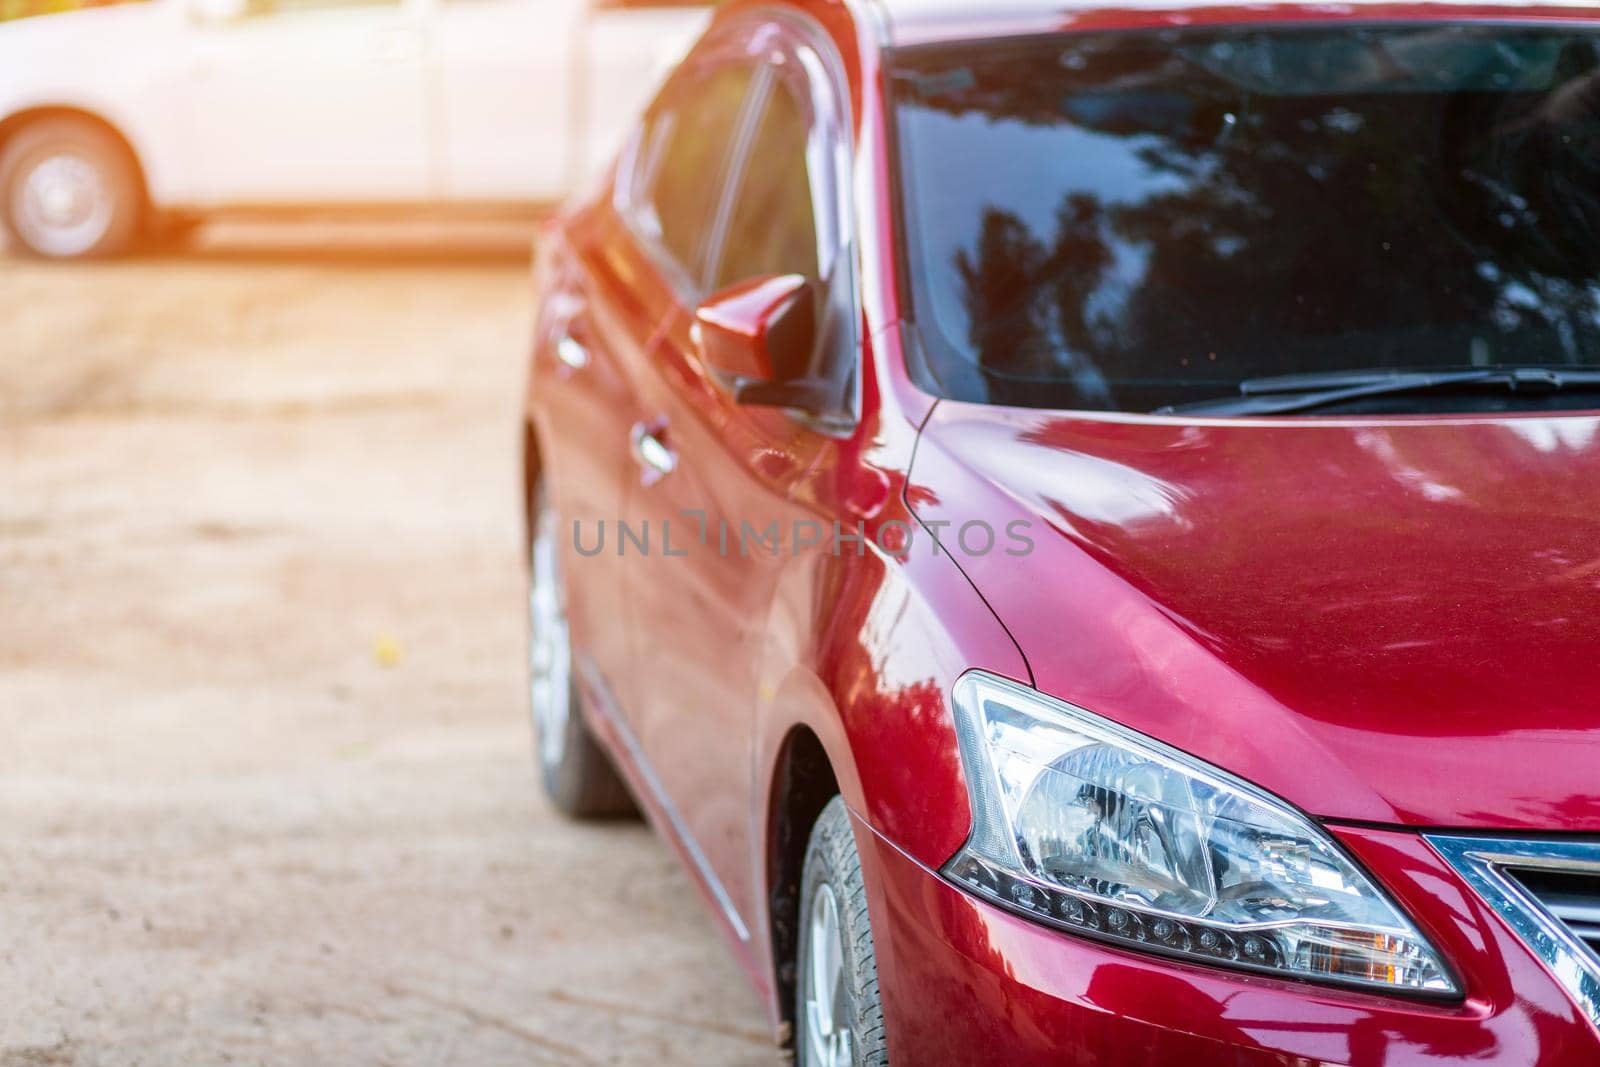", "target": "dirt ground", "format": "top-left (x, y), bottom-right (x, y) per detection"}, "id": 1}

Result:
top-left (0, 232), bottom-right (777, 1066)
